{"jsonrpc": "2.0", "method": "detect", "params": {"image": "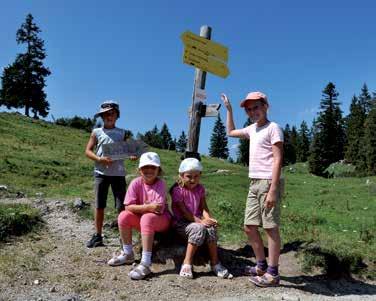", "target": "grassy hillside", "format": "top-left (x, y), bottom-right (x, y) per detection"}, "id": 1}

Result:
top-left (0, 112), bottom-right (374, 277)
